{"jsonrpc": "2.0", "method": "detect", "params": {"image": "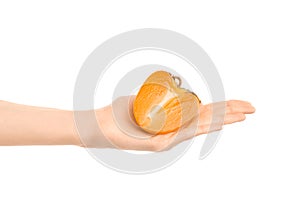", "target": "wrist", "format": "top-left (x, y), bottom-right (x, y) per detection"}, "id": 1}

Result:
top-left (66, 110), bottom-right (83, 146)
top-left (72, 107), bottom-right (113, 148)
